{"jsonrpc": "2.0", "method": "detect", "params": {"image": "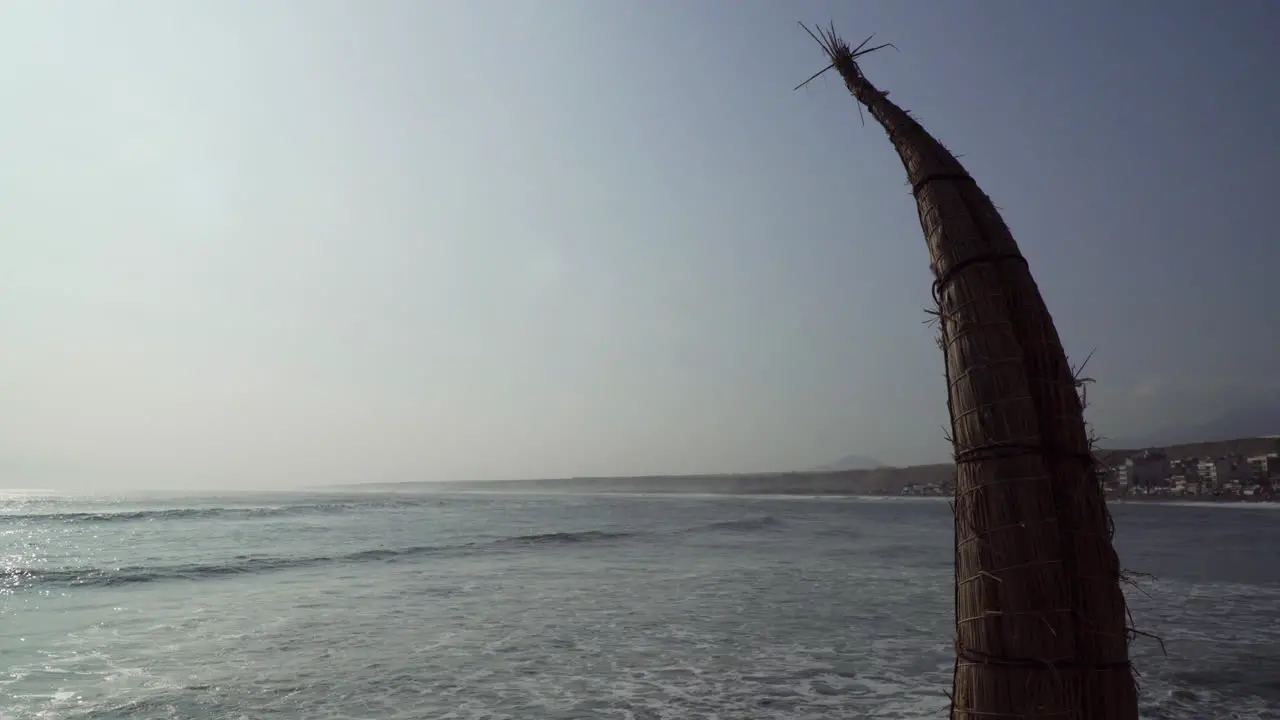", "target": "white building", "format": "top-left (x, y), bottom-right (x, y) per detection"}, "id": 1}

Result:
top-left (1195, 460), bottom-right (1215, 485)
